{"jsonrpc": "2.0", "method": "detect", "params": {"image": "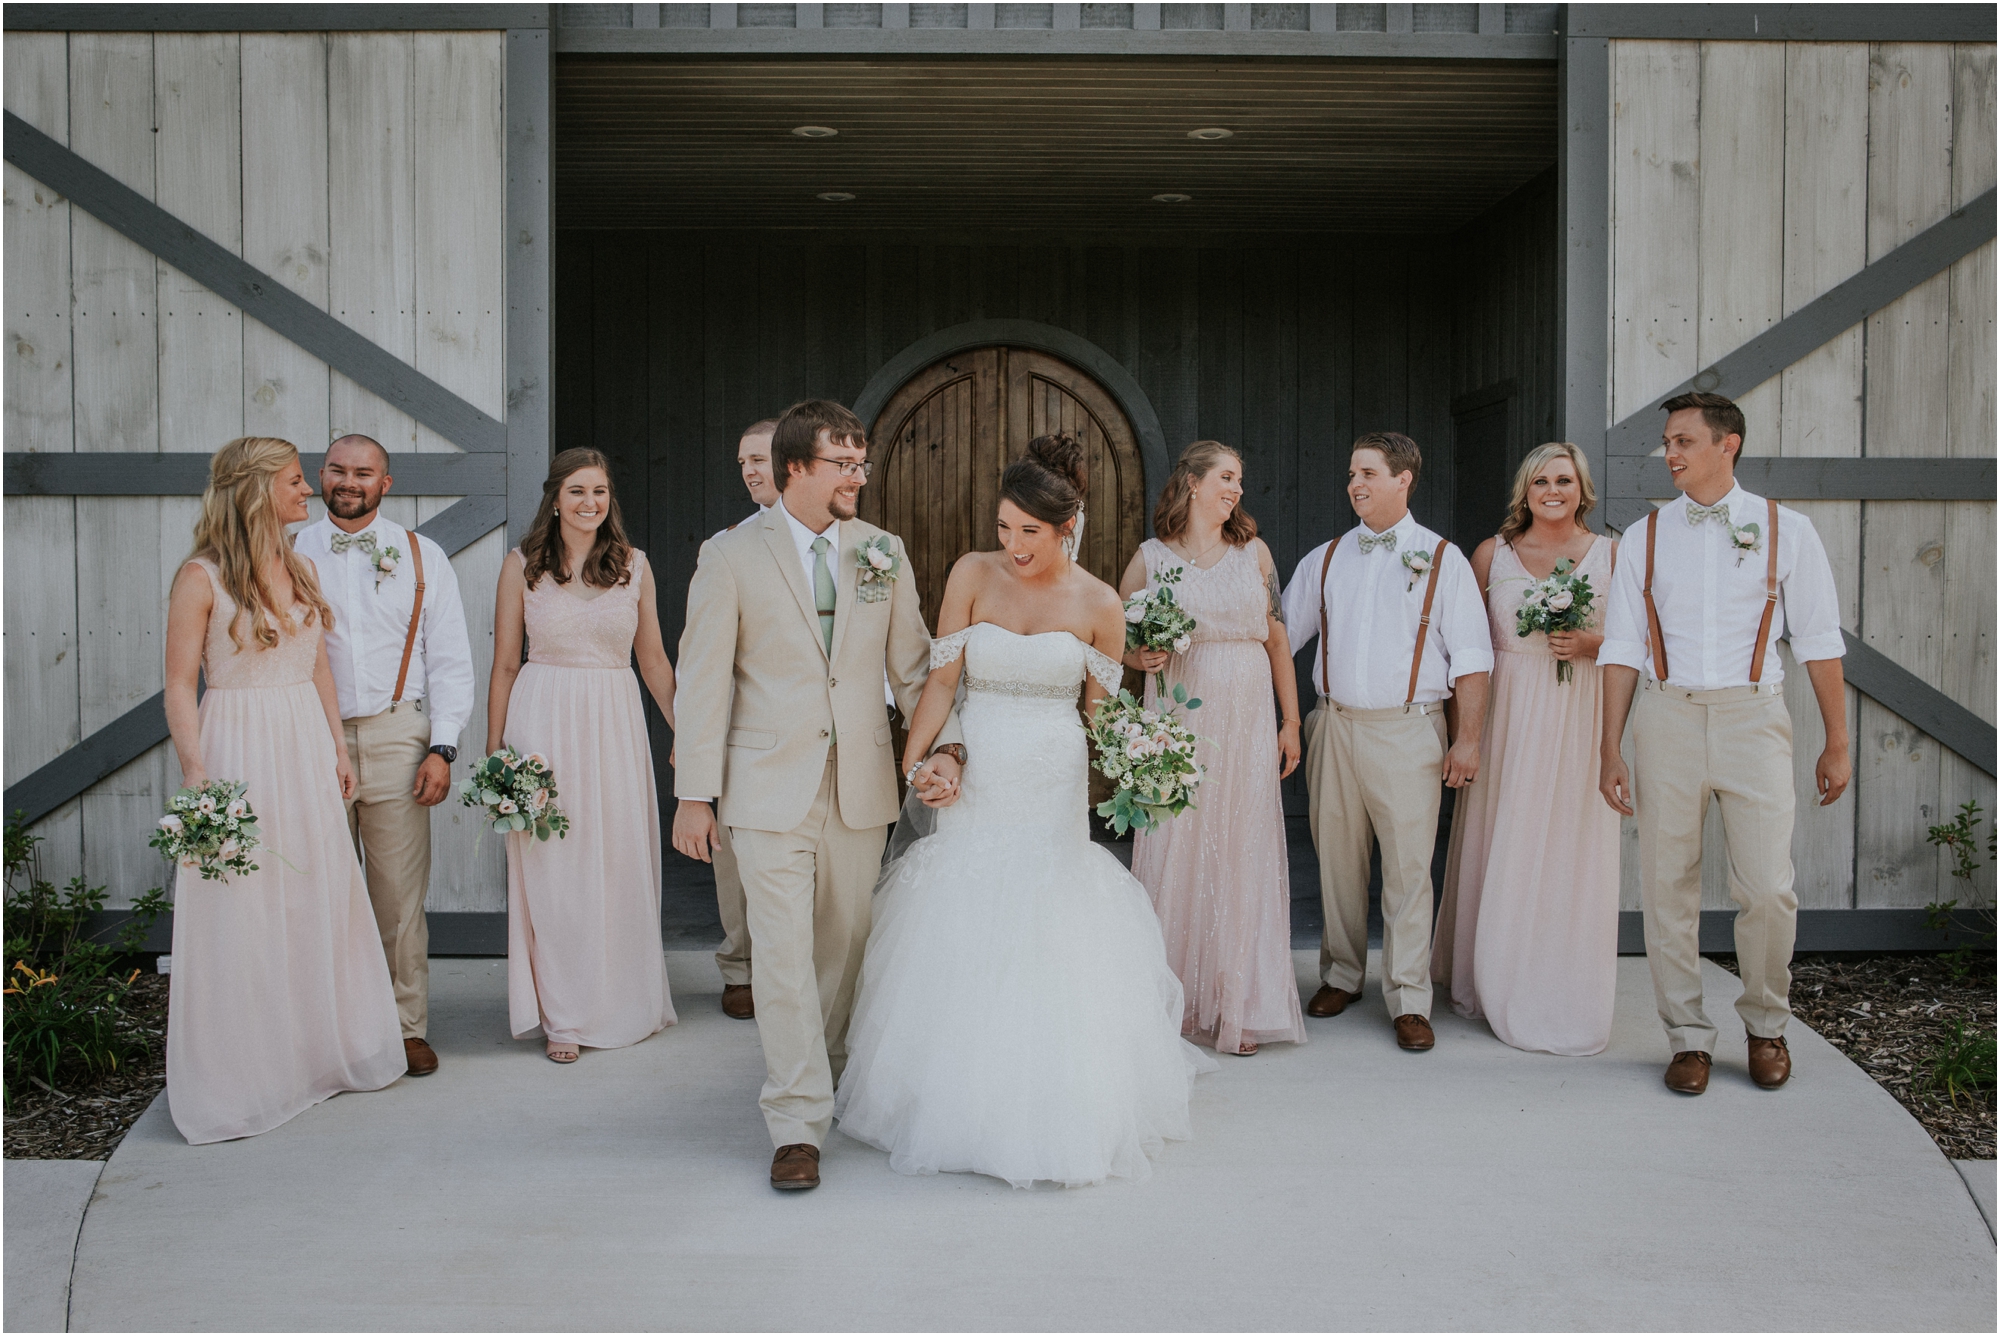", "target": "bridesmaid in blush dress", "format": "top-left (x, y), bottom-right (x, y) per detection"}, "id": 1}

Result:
top-left (161, 437), bottom-right (405, 1144)
top-left (1434, 442), bottom-right (1621, 1056)
top-left (1118, 441), bottom-right (1307, 1057)
top-left (487, 449), bottom-right (679, 1063)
